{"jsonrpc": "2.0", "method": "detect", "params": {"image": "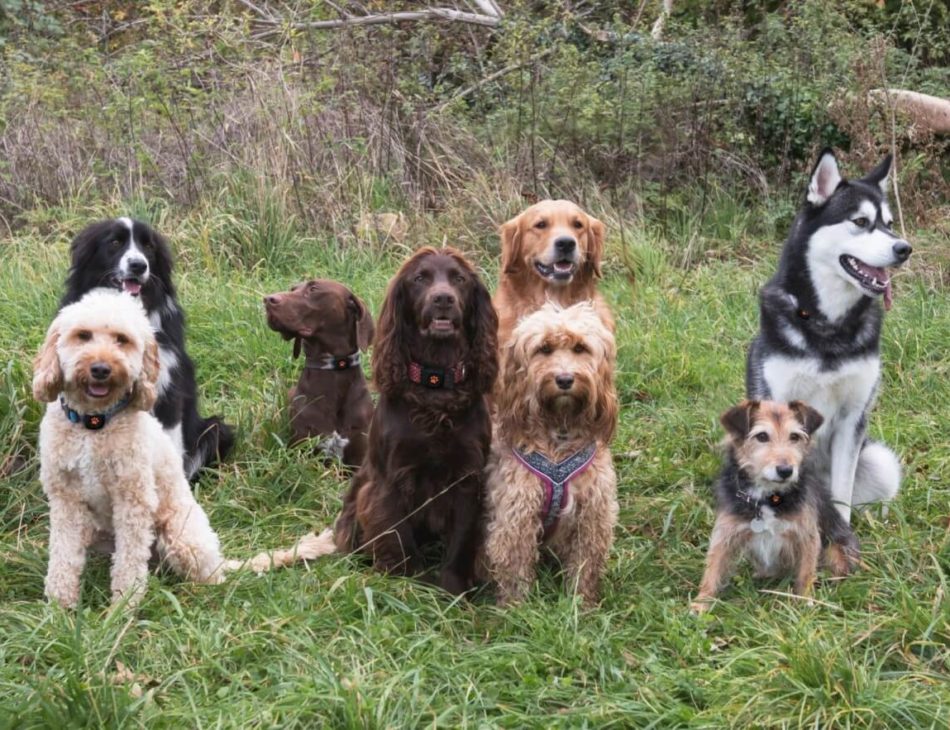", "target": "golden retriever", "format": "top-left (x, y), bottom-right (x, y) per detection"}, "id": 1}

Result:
top-left (494, 199), bottom-right (613, 348)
